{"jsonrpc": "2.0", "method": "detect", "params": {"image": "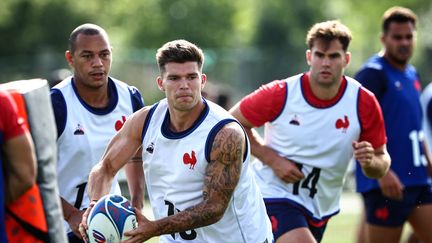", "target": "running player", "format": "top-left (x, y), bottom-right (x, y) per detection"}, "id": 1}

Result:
top-left (230, 20), bottom-right (391, 243)
top-left (79, 39), bottom-right (273, 243)
top-left (355, 6), bottom-right (432, 243)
